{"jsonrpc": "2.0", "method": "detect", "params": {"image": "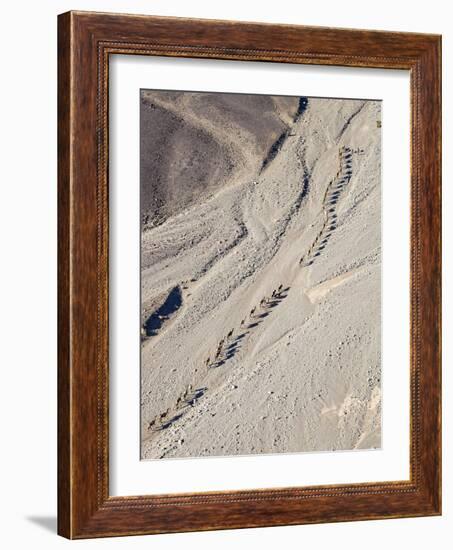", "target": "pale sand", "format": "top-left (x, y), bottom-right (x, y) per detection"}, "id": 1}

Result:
top-left (140, 91), bottom-right (381, 459)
